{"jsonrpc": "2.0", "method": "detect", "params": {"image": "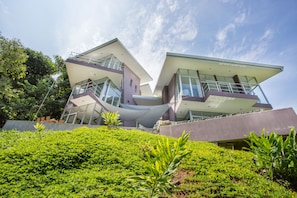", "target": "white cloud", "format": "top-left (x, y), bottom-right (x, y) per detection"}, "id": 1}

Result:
top-left (259, 29), bottom-right (273, 41)
top-left (234, 13), bottom-right (246, 23)
top-left (215, 23), bottom-right (235, 49)
top-left (141, 14), bottom-right (165, 50)
top-left (237, 43), bottom-right (267, 61)
top-left (214, 11), bottom-right (246, 50)
top-left (166, 0), bottom-right (179, 12)
top-left (169, 13), bottom-right (198, 41)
